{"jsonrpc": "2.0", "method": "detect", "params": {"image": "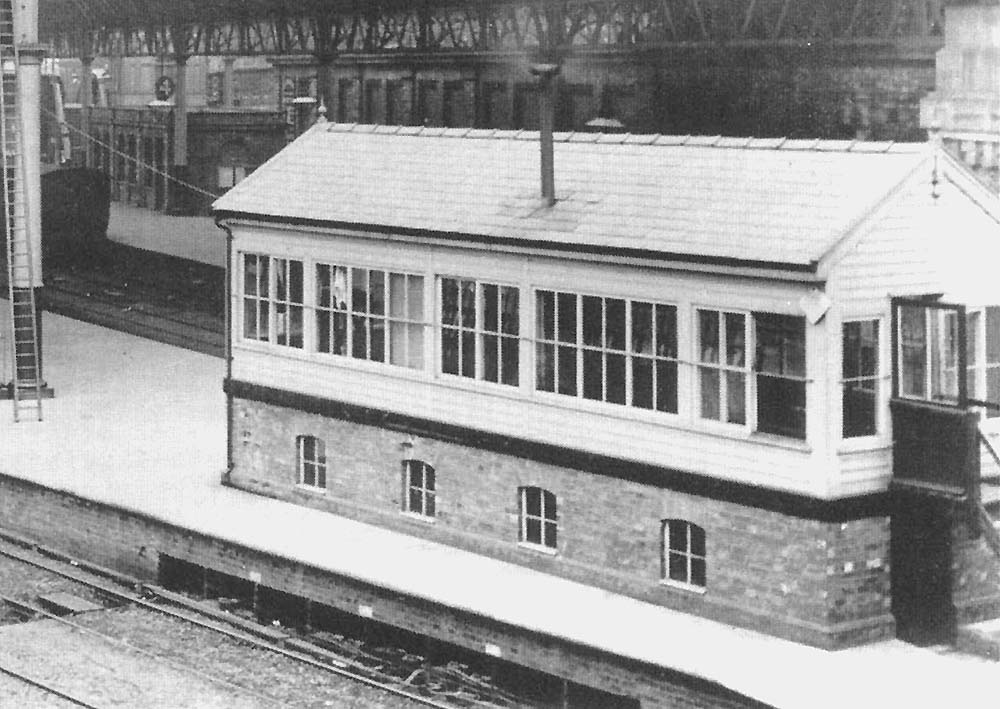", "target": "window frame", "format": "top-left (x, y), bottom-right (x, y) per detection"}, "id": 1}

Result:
top-left (661, 519), bottom-right (706, 593)
top-left (533, 288), bottom-right (680, 414)
top-left (240, 252), bottom-right (304, 349)
top-left (439, 277), bottom-right (520, 387)
top-left (296, 435), bottom-right (327, 491)
top-left (401, 460), bottom-right (436, 520)
top-left (518, 486), bottom-right (558, 553)
top-left (314, 262), bottom-right (427, 370)
top-left (841, 318), bottom-right (882, 440)
top-left (696, 308), bottom-right (750, 429)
